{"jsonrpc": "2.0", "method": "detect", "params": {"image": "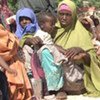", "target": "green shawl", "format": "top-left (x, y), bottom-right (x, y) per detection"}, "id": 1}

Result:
top-left (54, 0), bottom-right (100, 97)
top-left (19, 34), bottom-right (33, 47)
